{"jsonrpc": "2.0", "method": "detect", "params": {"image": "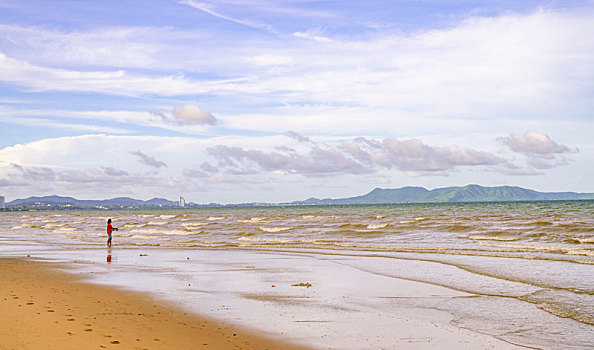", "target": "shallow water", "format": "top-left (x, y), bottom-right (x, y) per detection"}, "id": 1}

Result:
top-left (1, 201), bottom-right (593, 348)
